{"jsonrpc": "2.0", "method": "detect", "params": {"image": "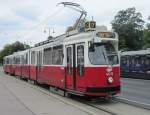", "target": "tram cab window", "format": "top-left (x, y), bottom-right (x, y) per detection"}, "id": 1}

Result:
top-left (89, 42), bottom-right (118, 65)
top-left (52, 45), bottom-right (63, 65)
top-left (89, 43), bottom-right (107, 65)
top-left (104, 43), bottom-right (118, 65)
top-left (43, 48), bottom-right (52, 65)
top-left (77, 45), bottom-right (84, 76)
